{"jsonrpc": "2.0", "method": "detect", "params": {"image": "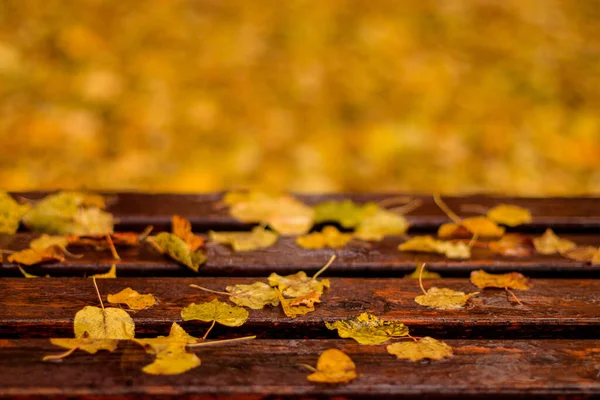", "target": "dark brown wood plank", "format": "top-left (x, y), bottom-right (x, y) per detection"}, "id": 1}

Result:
top-left (1, 338), bottom-right (599, 399)
top-left (2, 233), bottom-right (600, 277)
top-left (1, 278), bottom-right (598, 339)
top-left (13, 192), bottom-right (600, 231)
